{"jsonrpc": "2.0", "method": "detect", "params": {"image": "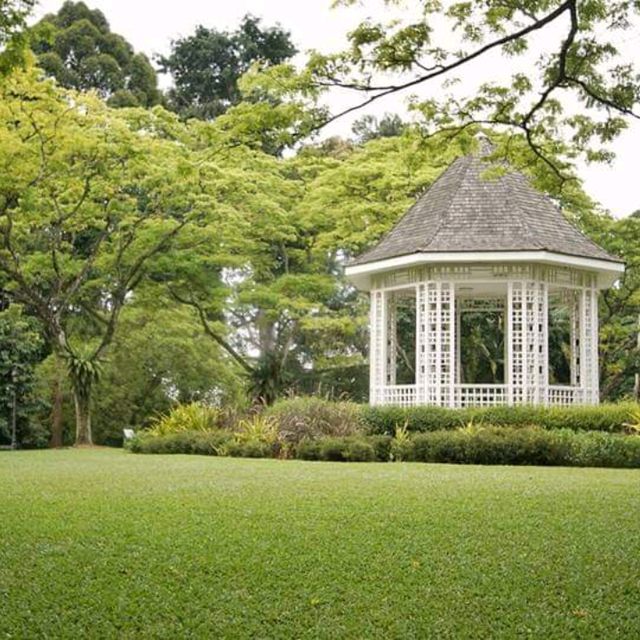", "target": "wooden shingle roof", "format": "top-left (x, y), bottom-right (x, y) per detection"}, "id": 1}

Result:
top-left (350, 152), bottom-right (622, 266)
